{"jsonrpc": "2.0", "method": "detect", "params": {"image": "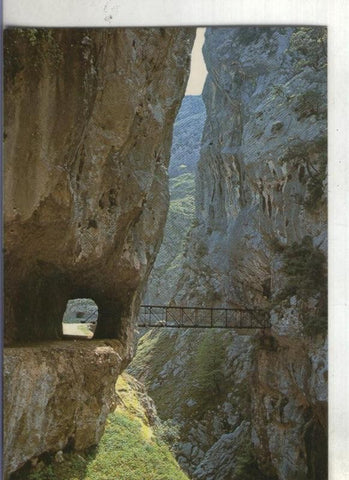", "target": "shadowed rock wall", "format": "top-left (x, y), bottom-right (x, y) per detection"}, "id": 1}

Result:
top-left (4, 27), bottom-right (195, 477)
top-left (144, 95), bottom-right (206, 305)
top-left (4, 340), bottom-right (126, 477)
top-left (4, 27), bottom-right (195, 346)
